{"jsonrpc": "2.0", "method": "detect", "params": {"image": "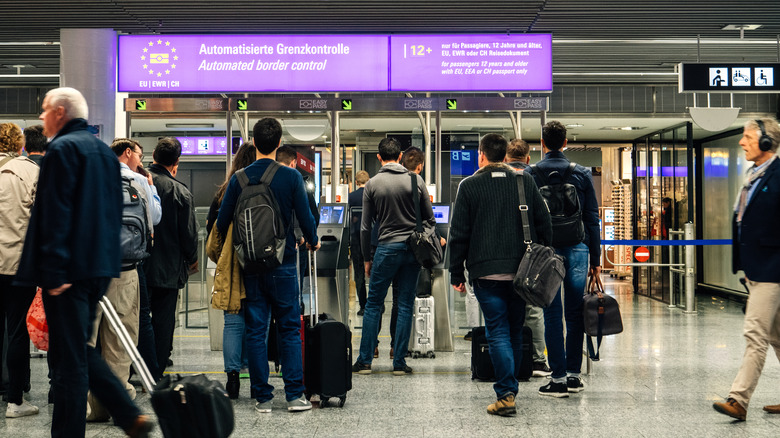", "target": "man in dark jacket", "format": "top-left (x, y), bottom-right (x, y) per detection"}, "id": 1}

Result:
top-left (450, 133), bottom-right (551, 416)
top-left (145, 137), bottom-right (199, 375)
top-left (15, 87), bottom-right (152, 437)
top-left (352, 137), bottom-right (435, 376)
top-left (348, 170), bottom-right (370, 315)
top-left (530, 121), bottom-right (601, 397)
top-left (713, 118), bottom-right (780, 421)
